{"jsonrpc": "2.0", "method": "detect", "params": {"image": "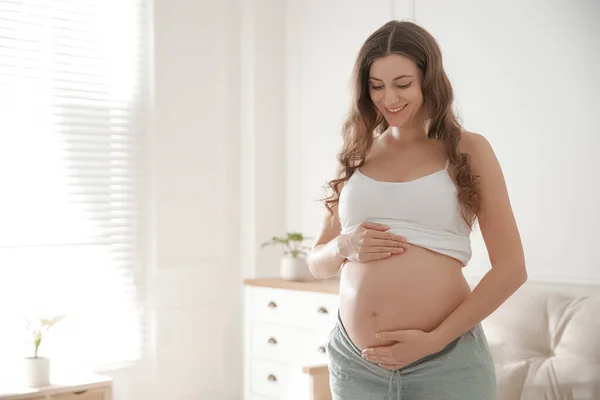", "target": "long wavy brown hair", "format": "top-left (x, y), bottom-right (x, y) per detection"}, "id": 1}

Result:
top-left (324, 20), bottom-right (481, 228)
